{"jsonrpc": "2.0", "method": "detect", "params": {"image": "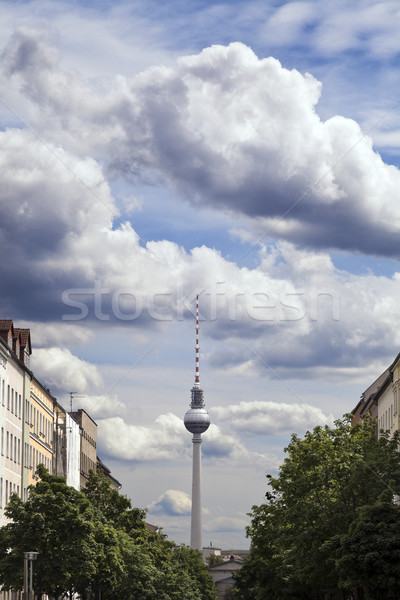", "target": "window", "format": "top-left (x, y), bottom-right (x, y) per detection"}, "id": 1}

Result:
top-left (19, 395), bottom-right (21, 419)
top-left (18, 439), bottom-right (20, 465)
top-left (5, 480), bottom-right (8, 504)
top-left (1, 379), bottom-right (3, 406)
top-left (0, 477), bottom-right (2, 508)
top-left (6, 432), bottom-right (9, 458)
top-left (1, 427), bottom-right (3, 456)
top-left (7, 385), bottom-right (10, 410)
top-left (10, 434), bottom-right (13, 461)
top-left (11, 389), bottom-right (13, 414)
